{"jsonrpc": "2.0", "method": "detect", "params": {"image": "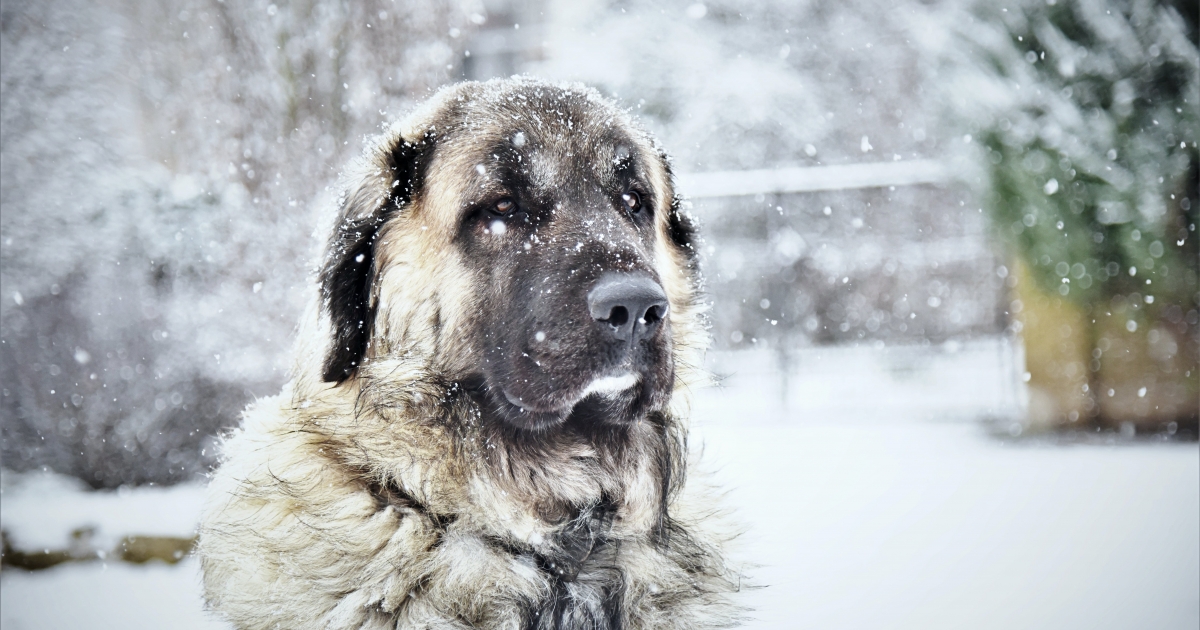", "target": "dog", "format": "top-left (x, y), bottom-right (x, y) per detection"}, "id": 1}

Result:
top-left (199, 77), bottom-right (743, 629)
